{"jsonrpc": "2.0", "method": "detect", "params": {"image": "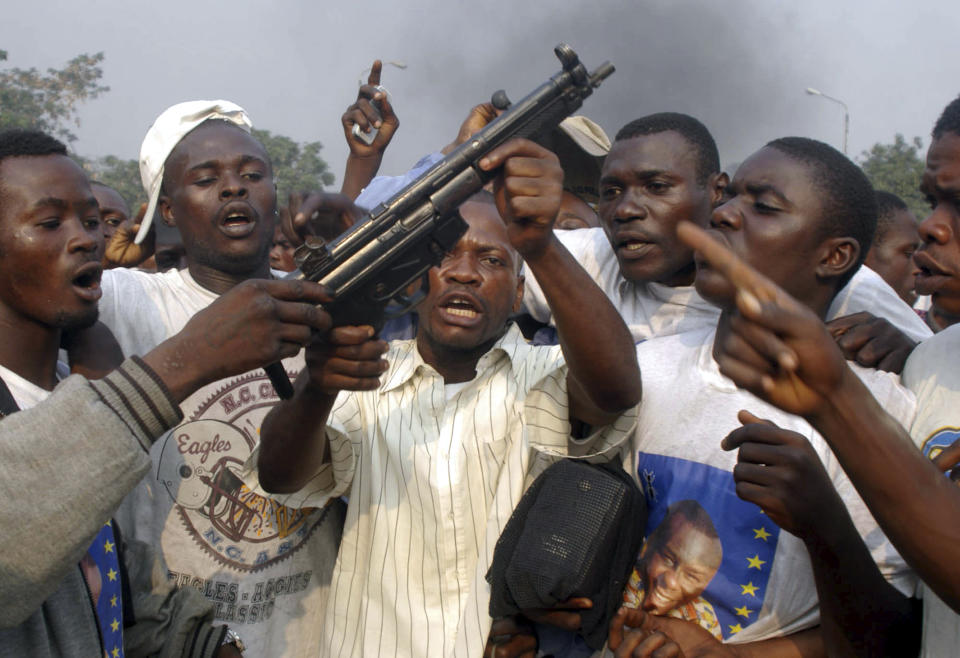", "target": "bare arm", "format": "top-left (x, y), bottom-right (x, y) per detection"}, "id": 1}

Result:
top-left (256, 326), bottom-right (388, 494)
top-left (810, 375), bottom-right (960, 612)
top-left (256, 371), bottom-right (340, 493)
top-left (0, 279), bottom-right (332, 627)
top-left (63, 320), bottom-right (125, 379)
top-left (479, 138), bottom-right (641, 426)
